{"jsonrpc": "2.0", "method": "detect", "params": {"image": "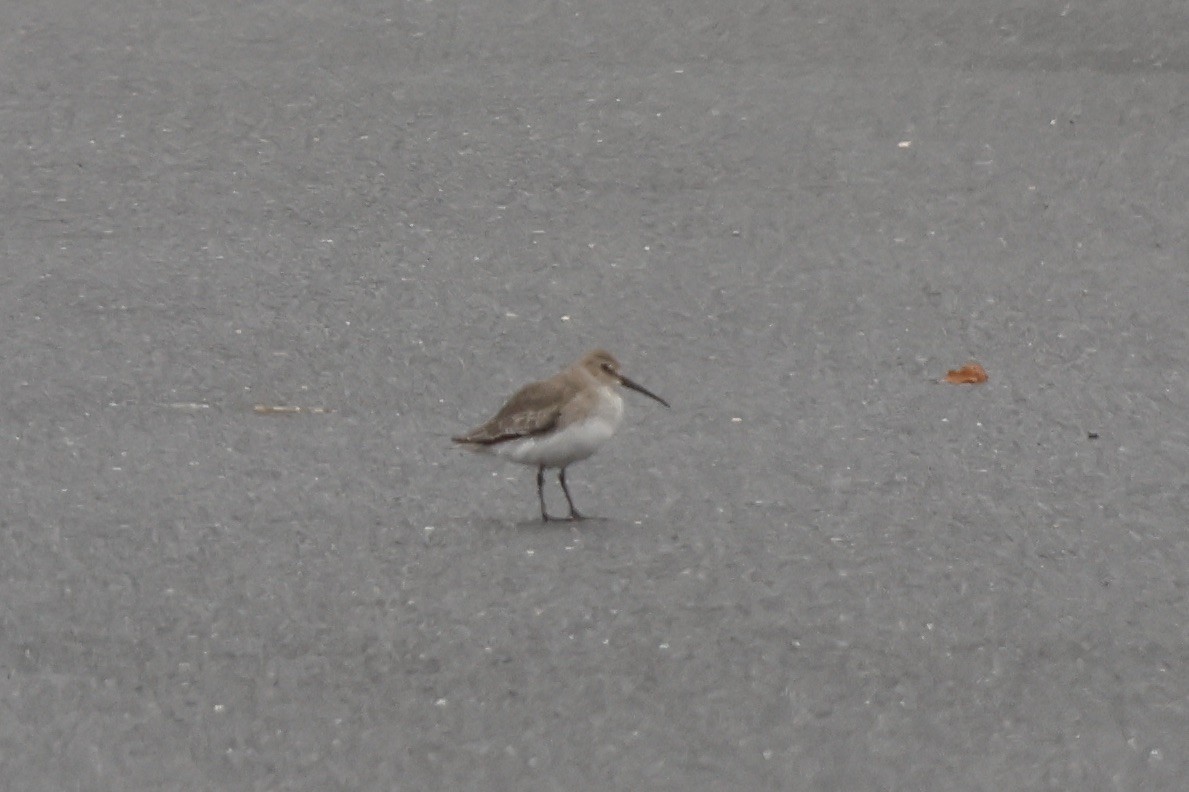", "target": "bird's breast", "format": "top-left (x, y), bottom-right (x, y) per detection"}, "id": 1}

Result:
top-left (591, 385), bottom-right (625, 430)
